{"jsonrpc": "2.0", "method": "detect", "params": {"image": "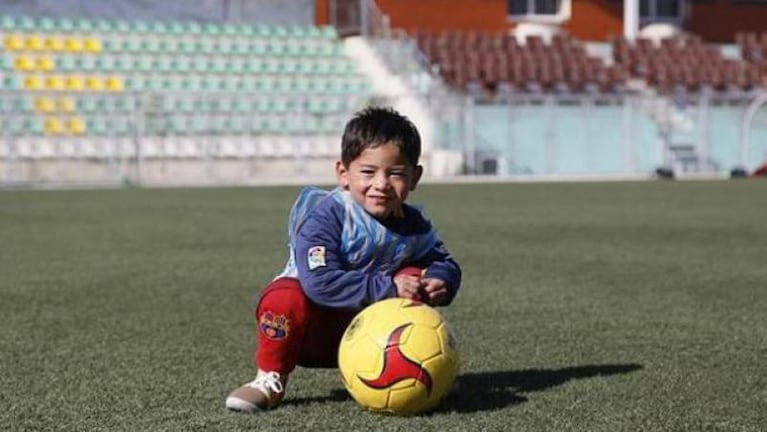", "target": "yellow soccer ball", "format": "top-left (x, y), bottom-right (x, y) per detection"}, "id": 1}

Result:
top-left (338, 298), bottom-right (460, 415)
